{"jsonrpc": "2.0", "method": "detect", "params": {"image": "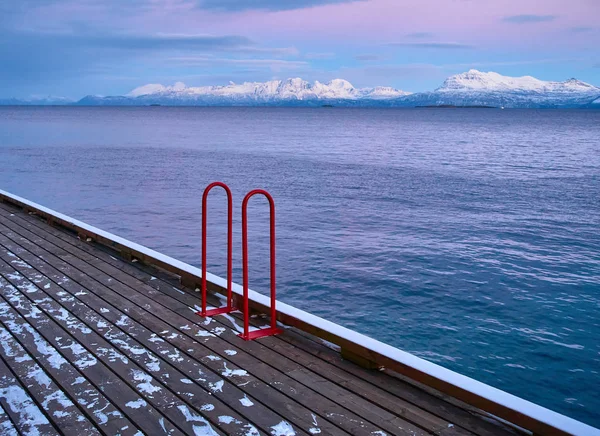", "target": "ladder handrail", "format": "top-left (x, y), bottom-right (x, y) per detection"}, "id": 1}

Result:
top-left (200, 181), bottom-right (233, 317)
top-left (240, 189), bottom-right (282, 340)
